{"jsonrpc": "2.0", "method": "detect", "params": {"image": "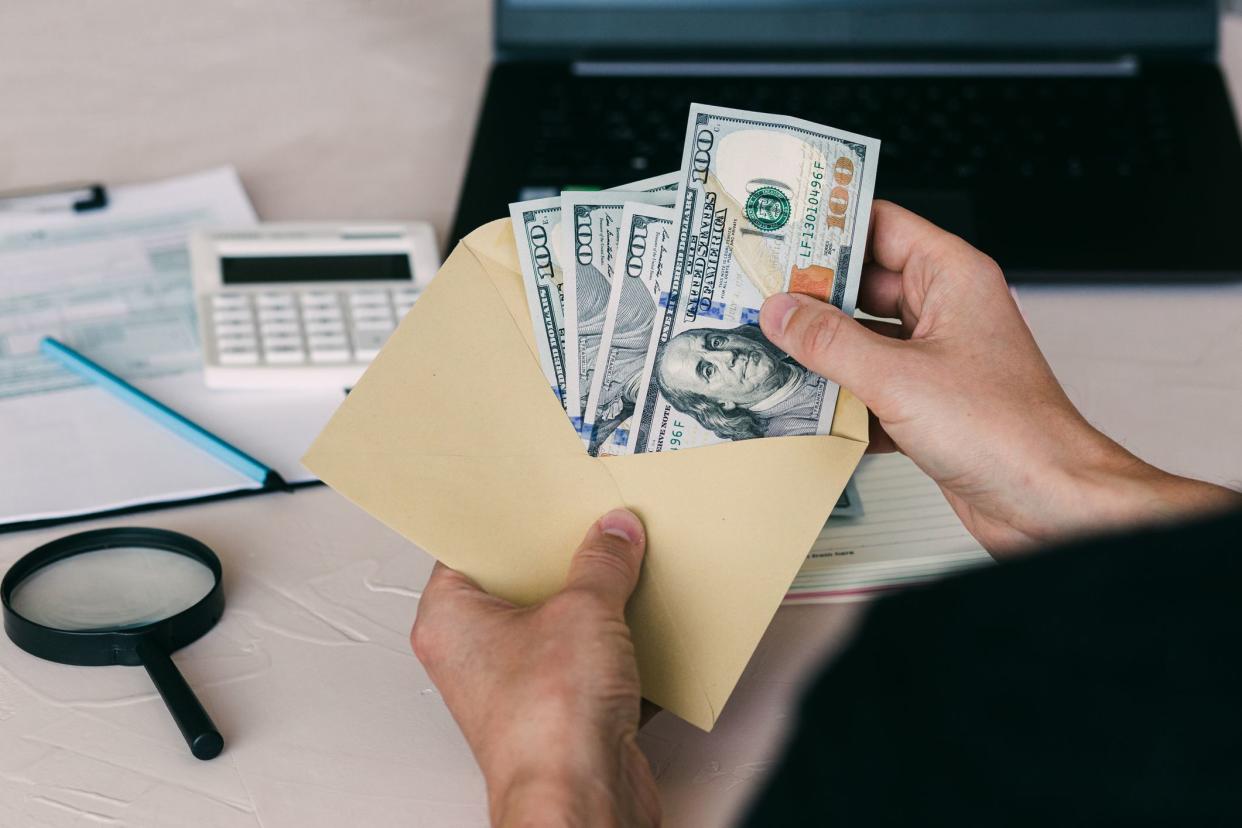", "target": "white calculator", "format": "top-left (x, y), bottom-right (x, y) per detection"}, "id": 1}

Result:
top-left (191, 222), bottom-right (439, 390)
